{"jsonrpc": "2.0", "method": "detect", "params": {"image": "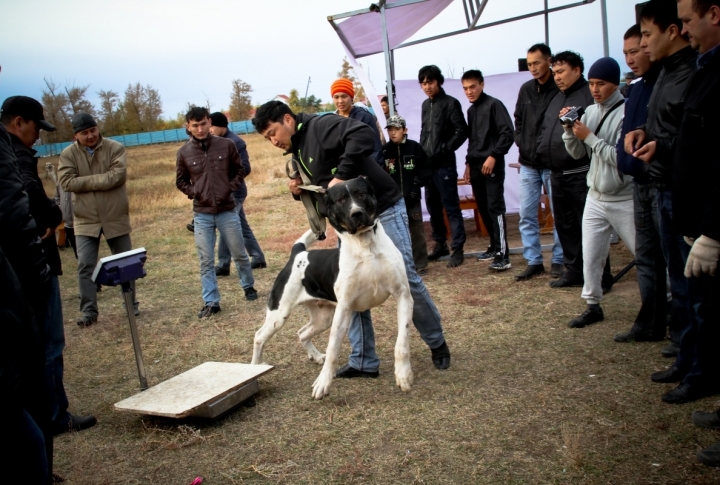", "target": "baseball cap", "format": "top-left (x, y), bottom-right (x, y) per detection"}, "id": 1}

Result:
top-left (1, 96), bottom-right (56, 132)
top-left (386, 115), bottom-right (406, 129)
